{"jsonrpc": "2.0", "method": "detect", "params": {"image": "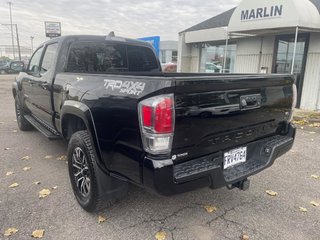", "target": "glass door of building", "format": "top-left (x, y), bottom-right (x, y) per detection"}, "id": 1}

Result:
top-left (272, 34), bottom-right (309, 107)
